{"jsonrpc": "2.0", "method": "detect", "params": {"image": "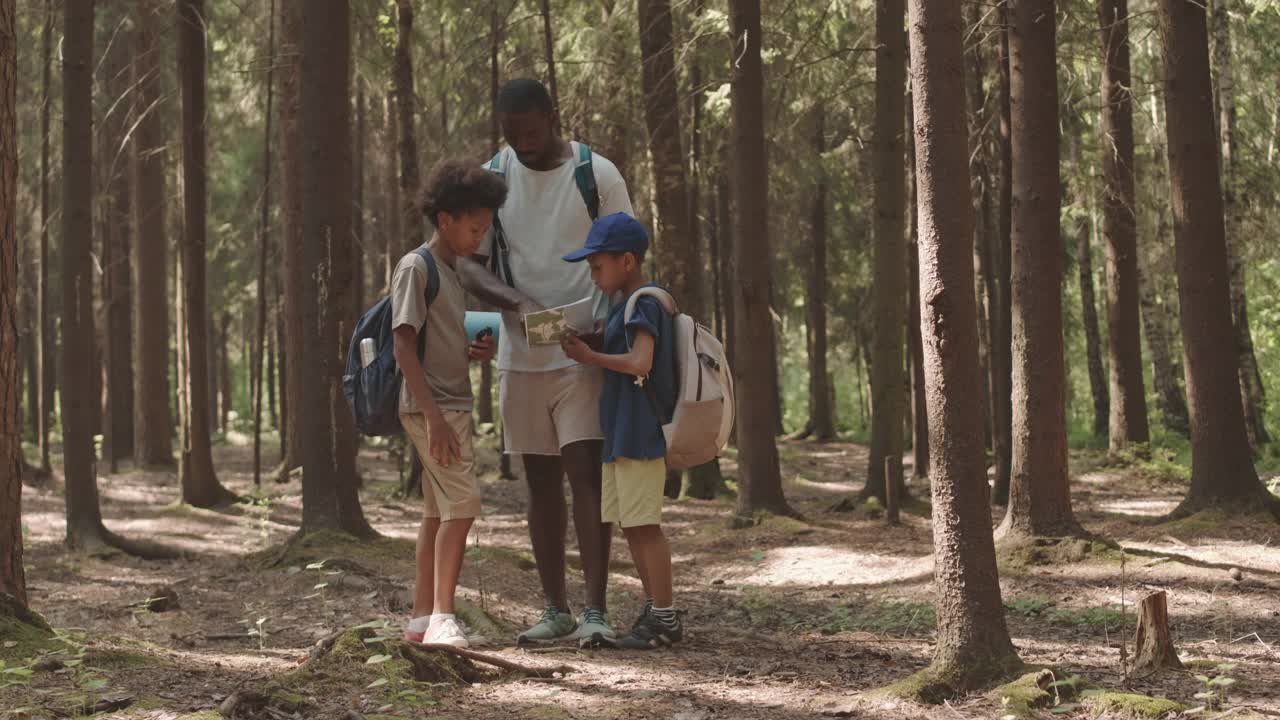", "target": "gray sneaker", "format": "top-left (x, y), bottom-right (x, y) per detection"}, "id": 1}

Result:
top-left (517, 605), bottom-right (576, 644)
top-left (571, 607), bottom-right (616, 648)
